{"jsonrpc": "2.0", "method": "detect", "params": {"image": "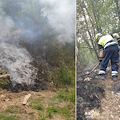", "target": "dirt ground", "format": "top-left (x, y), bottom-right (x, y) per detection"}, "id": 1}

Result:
top-left (77, 67), bottom-right (120, 120)
top-left (96, 75), bottom-right (120, 120)
top-left (0, 88), bottom-right (74, 120)
top-left (86, 77), bottom-right (120, 120)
